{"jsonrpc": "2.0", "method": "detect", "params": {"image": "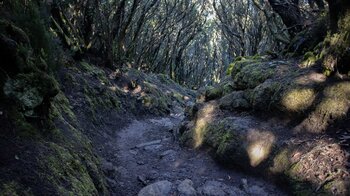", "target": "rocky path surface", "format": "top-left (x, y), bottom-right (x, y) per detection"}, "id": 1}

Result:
top-left (103, 112), bottom-right (286, 196)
